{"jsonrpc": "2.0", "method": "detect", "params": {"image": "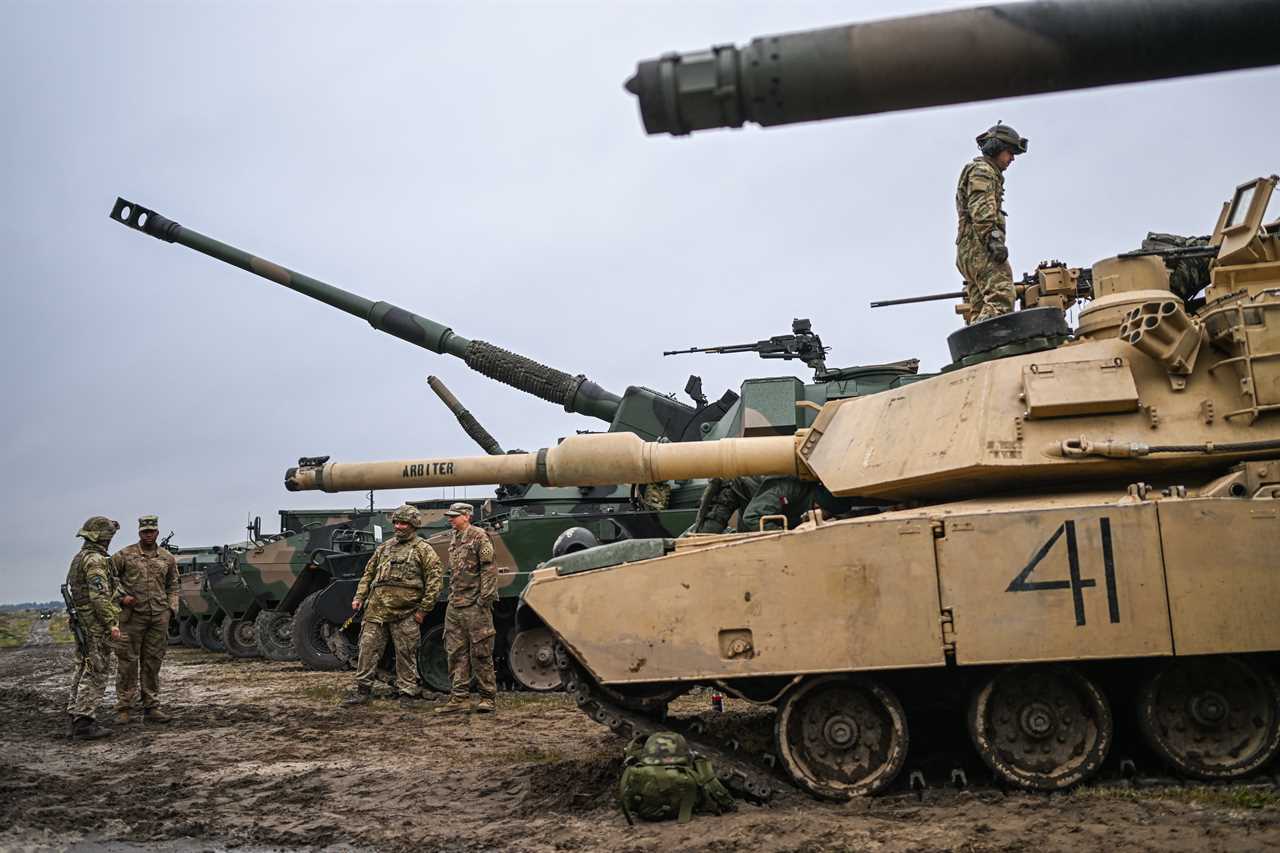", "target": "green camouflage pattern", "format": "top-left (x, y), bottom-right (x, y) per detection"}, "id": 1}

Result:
top-left (639, 731), bottom-right (692, 766)
top-left (956, 156), bottom-right (1015, 322)
top-left (1142, 232), bottom-right (1214, 302)
top-left (66, 543), bottom-right (121, 635)
top-left (354, 614), bottom-right (420, 695)
top-left (355, 533), bottom-right (443, 623)
top-left (111, 543), bottom-right (179, 614)
top-left (444, 602), bottom-right (497, 700)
